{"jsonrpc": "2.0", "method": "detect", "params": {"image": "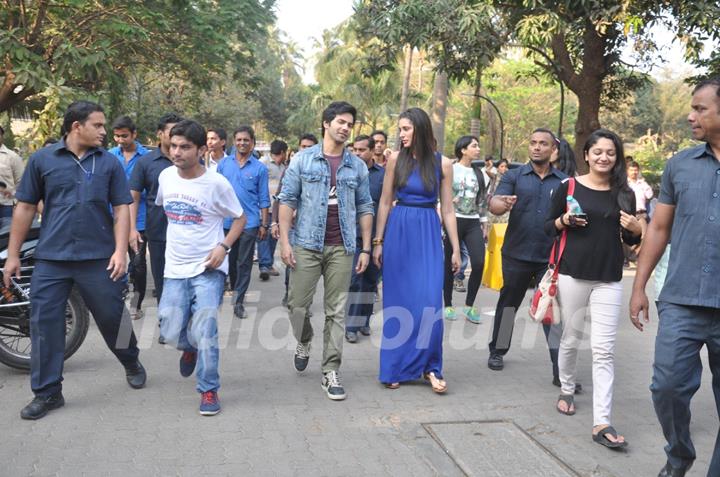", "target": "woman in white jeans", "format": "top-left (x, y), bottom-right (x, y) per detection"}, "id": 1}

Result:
top-left (545, 129), bottom-right (643, 449)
